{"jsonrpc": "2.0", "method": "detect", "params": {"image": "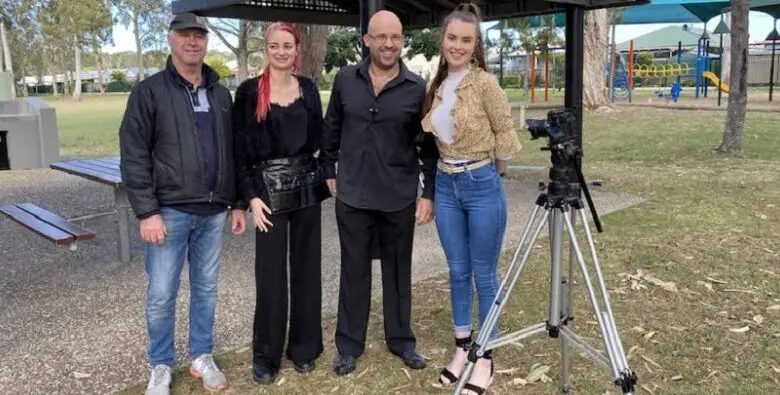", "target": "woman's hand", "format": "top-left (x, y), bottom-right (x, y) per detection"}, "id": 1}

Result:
top-left (495, 159), bottom-right (510, 175)
top-left (249, 198), bottom-right (274, 232)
